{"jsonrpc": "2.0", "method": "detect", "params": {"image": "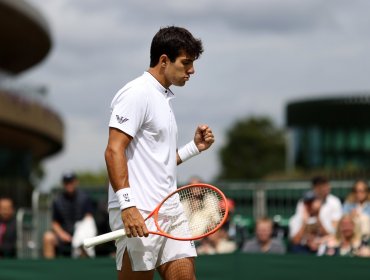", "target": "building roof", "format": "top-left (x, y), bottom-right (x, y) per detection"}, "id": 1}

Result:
top-left (0, 0), bottom-right (51, 73)
top-left (286, 95), bottom-right (370, 127)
